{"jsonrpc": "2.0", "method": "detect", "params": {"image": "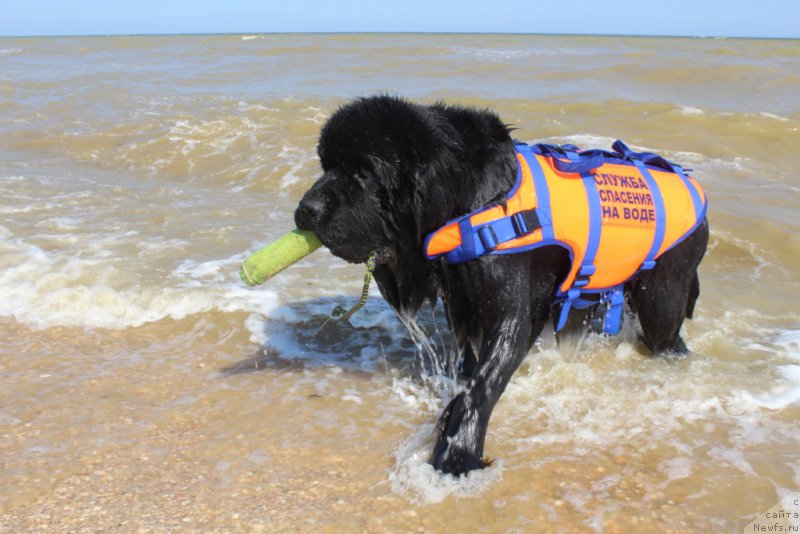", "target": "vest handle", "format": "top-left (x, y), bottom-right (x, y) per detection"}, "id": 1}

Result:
top-left (611, 140), bottom-right (684, 172)
top-left (534, 143), bottom-right (605, 174)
